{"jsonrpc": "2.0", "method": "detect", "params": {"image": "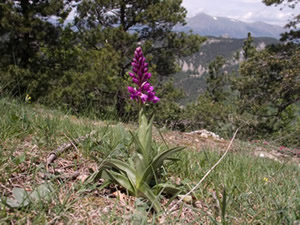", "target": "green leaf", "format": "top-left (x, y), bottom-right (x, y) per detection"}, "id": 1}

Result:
top-left (13, 154), bottom-right (26, 166)
top-left (153, 183), bottom-right (182, 196)
top-left (13, 188), bottom-right (30, 206)
top-left (130, 131), bottom-right (148, 177)
top-left (105, 170), bottom-right (135, 194)
top-left (165, 157), bottom-right (180, 162)
top-left (221, 187), bottom-right (227, 225)
top-left (130, 131), bottom-right (146, 159)
top-left (128, 158), bottom-right (135, 169)
top-left (141, 146), bottom-right (185, 184)
top-left (3, 188), bottom-right (31, 208)
top-left (99, 159), bottom-right (136, 185)
top-left (152, 146), bottom-right (185, 169)
top-left (138, 109), bottom-right (154, 161)
top-left (139, 183), bottom-right (162, 213)
top-left (154, 183), bottom-right (181, 208)
top-left (3, 198), bottom-right (20, 208)
top-left (29, 183), bottom-right (53, 202)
